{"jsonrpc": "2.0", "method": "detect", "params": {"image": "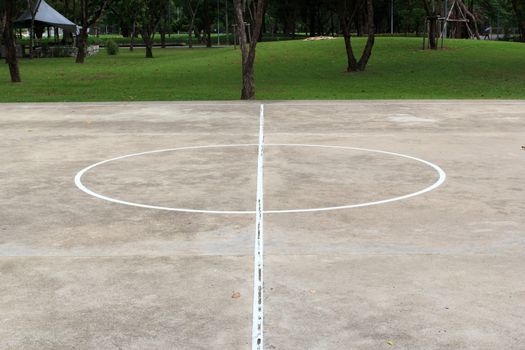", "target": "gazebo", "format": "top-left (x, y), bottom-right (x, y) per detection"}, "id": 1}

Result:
top-left (15, 0), bottom-right (77, 32)
top-left (14, 0), bottom-right (78, 57)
